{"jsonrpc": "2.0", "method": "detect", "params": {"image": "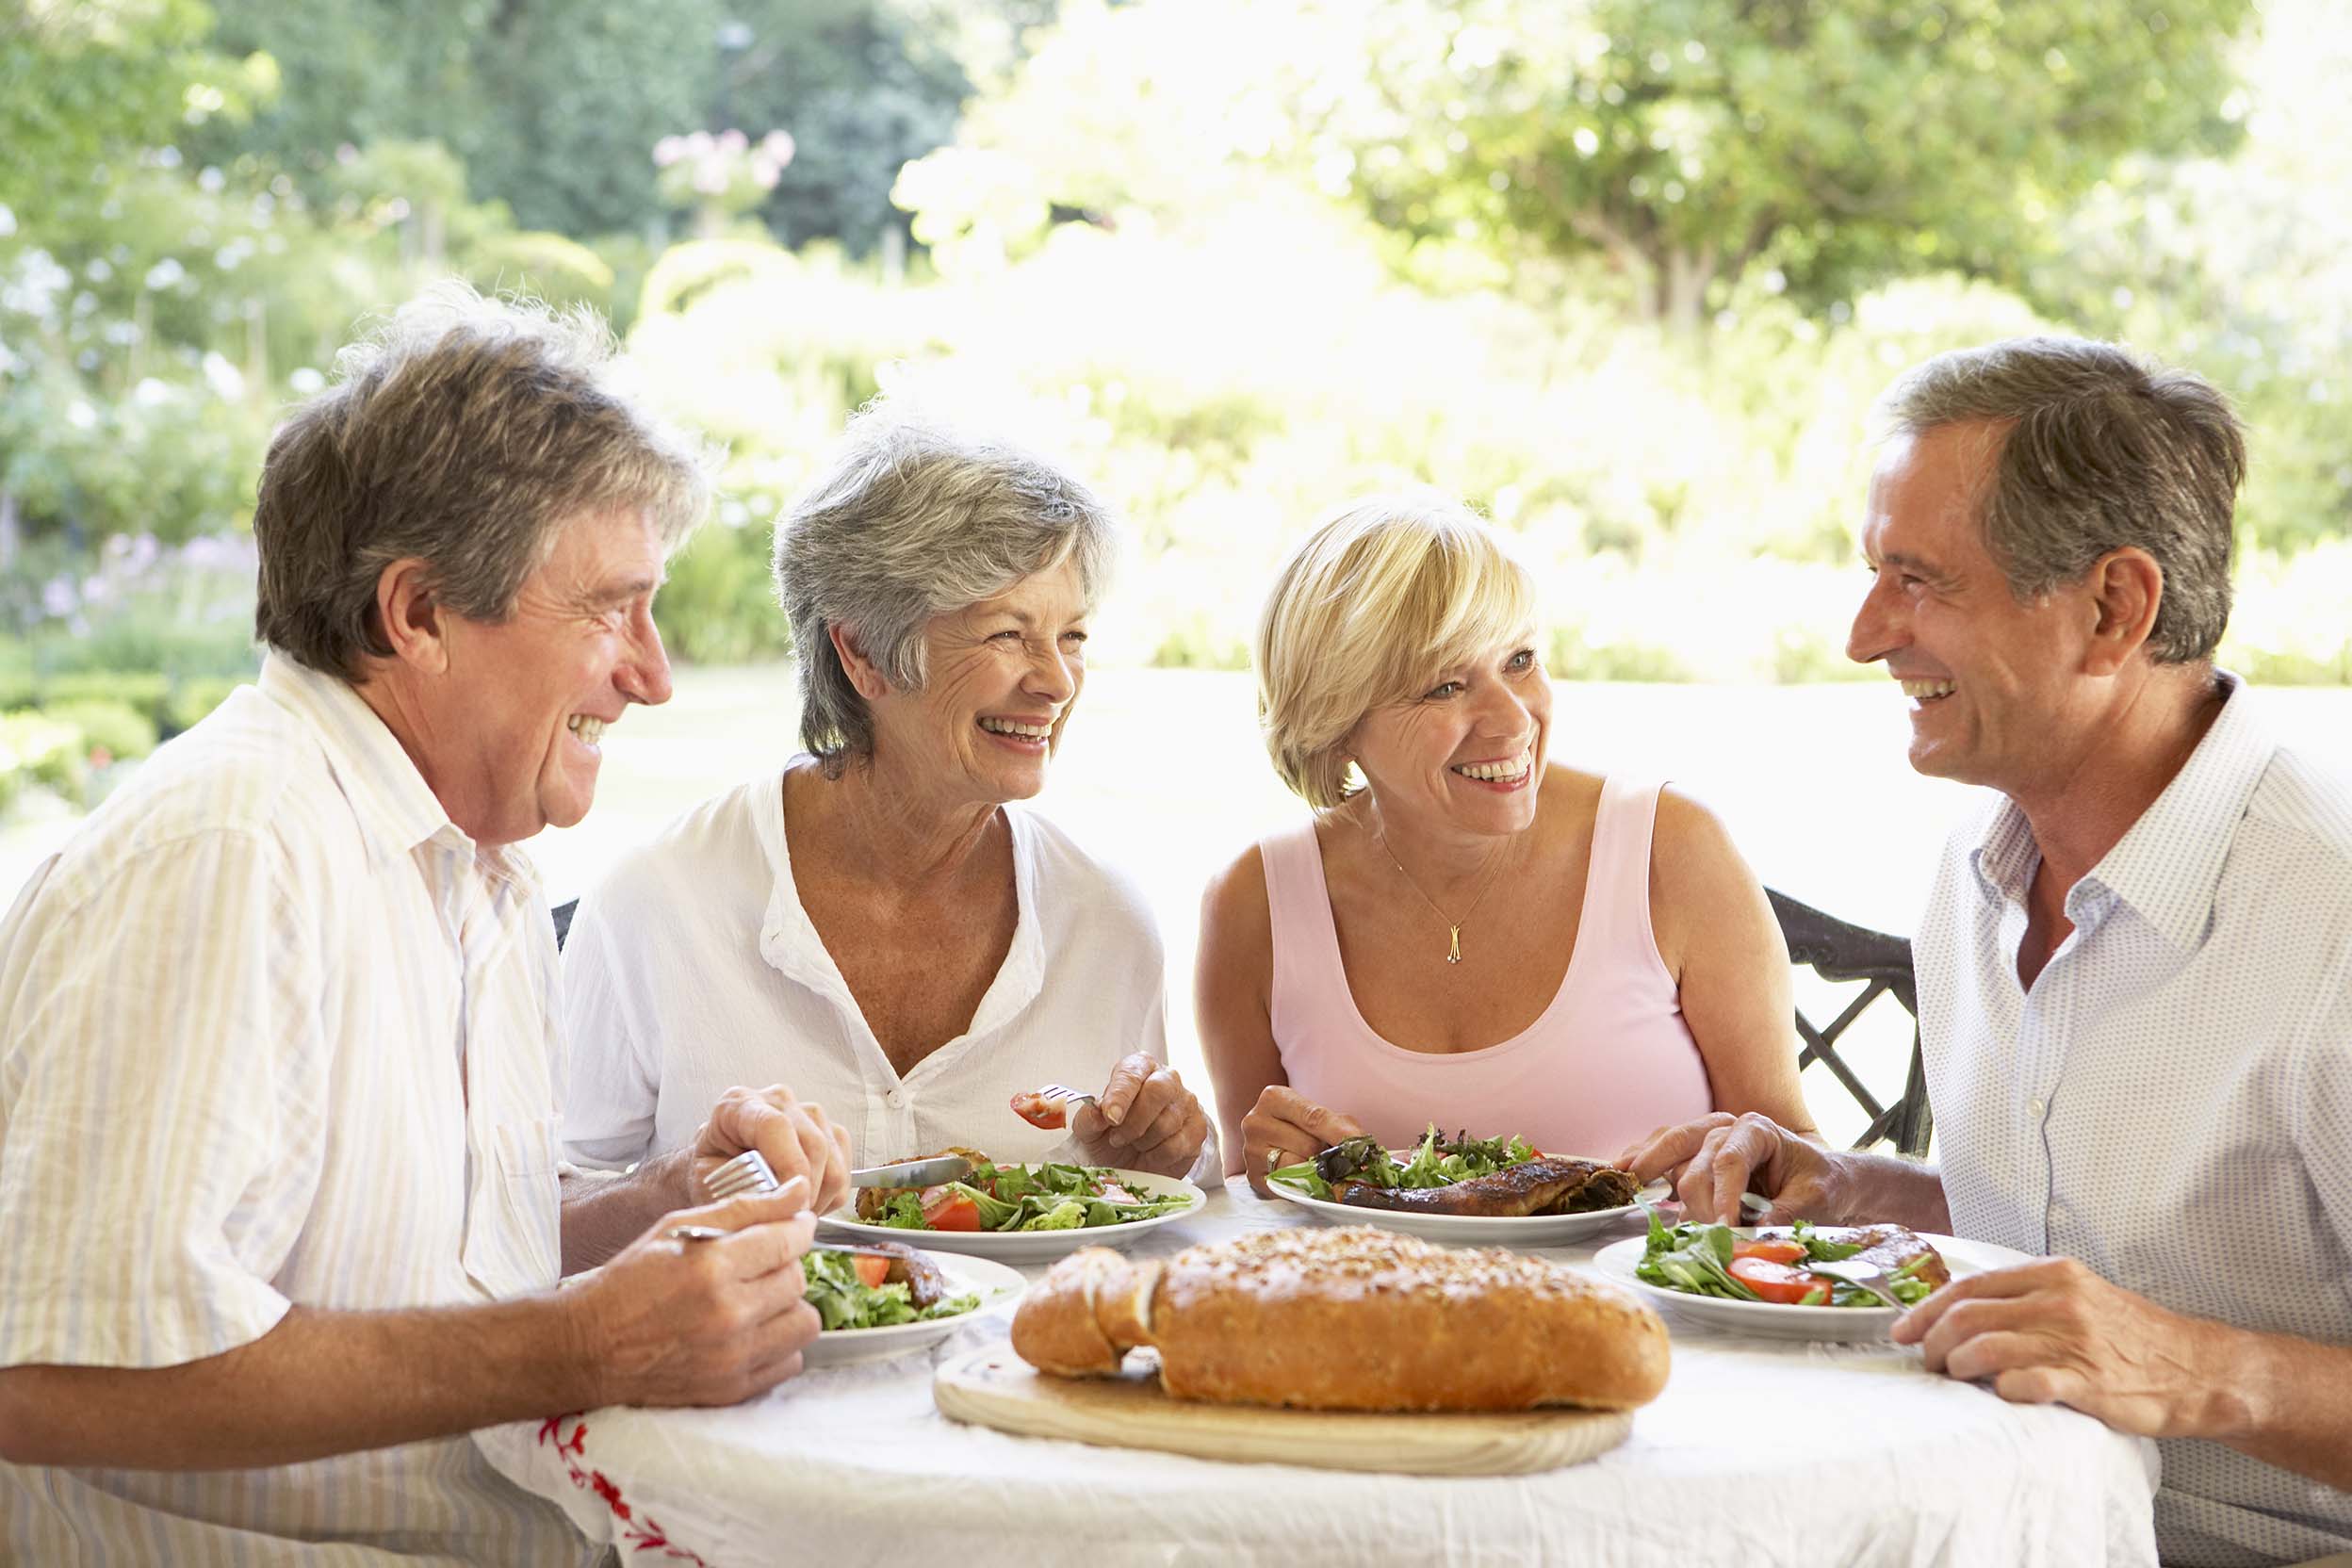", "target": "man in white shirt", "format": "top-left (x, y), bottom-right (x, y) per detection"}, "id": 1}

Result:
top-left (1626, 336), bottom-right (2352, 1566)
top-left (0, 284), bottom-right (854, 1565)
